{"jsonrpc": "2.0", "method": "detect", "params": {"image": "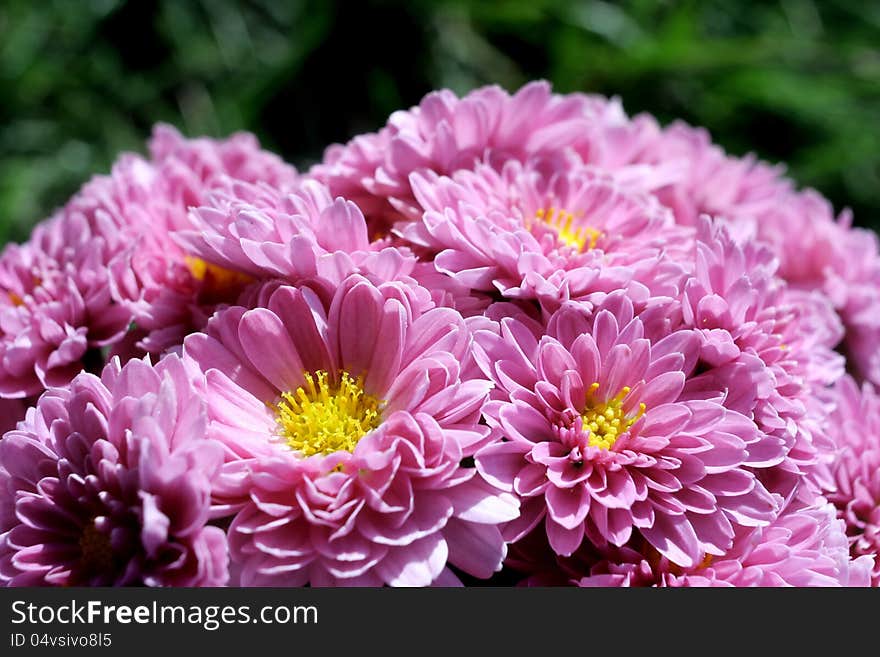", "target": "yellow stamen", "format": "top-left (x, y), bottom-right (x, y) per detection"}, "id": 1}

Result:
top-left (534, 207), bottom-right (601, 251)
top-left (642, 540), bottom-right (712, 576)
top-left (275, 370), bottom-right (383, 457)
top-left (4, 276), bottom-right (43, 307)
top-left (582, 382), bottom-right (645, 450)
top-left (185, 256), bottom-right (253, 298)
